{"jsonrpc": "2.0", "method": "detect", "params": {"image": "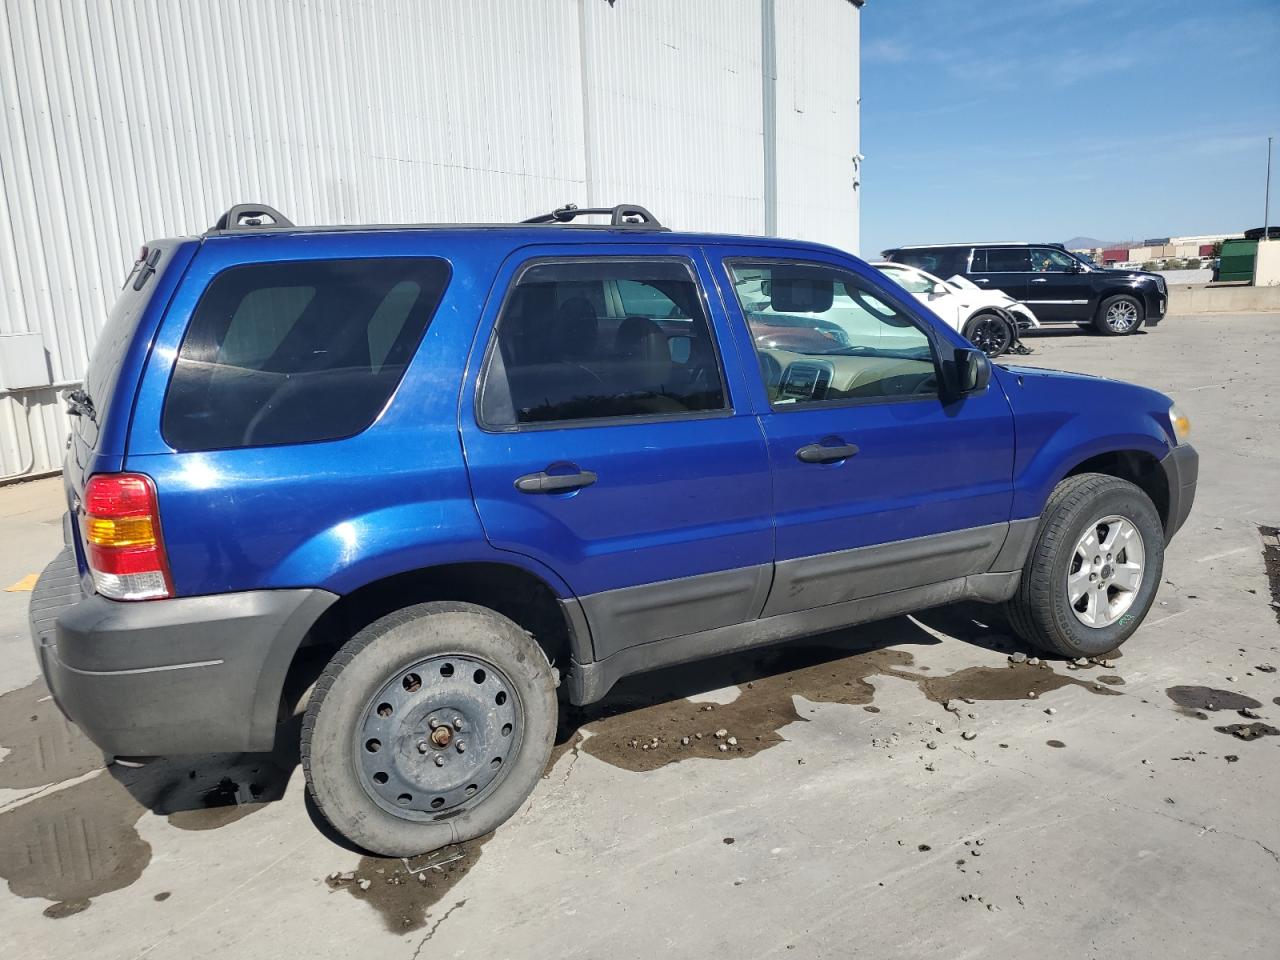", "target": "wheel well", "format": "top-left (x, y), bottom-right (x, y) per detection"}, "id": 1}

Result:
top-left (278, 564), bottom-right (577, 720)
top-left (1065, 450), bottom-right (1168, 526)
